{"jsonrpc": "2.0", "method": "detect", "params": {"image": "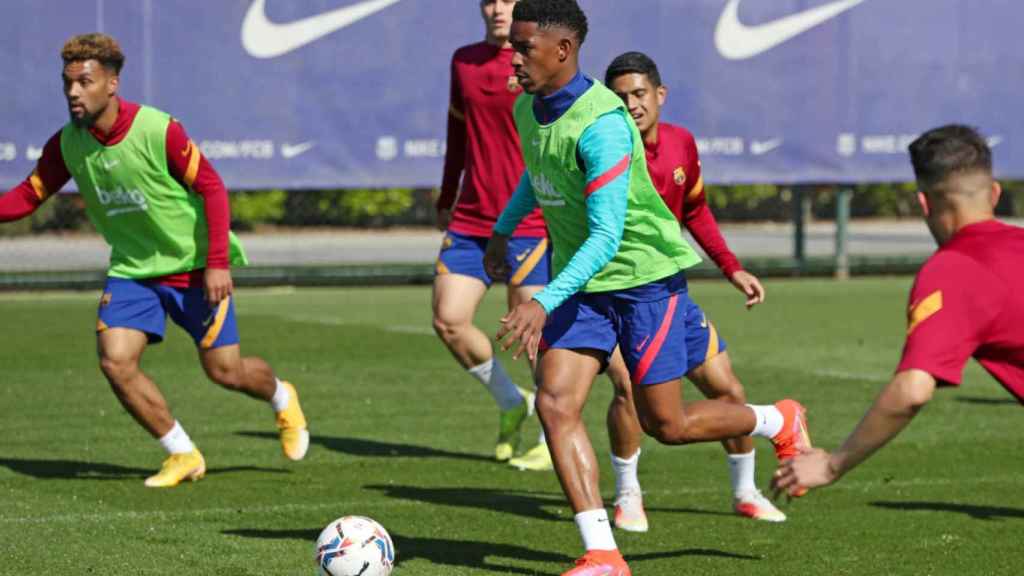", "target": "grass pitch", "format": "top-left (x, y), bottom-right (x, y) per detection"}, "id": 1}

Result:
top-left (1, 279), bottom-right (1021, 575)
